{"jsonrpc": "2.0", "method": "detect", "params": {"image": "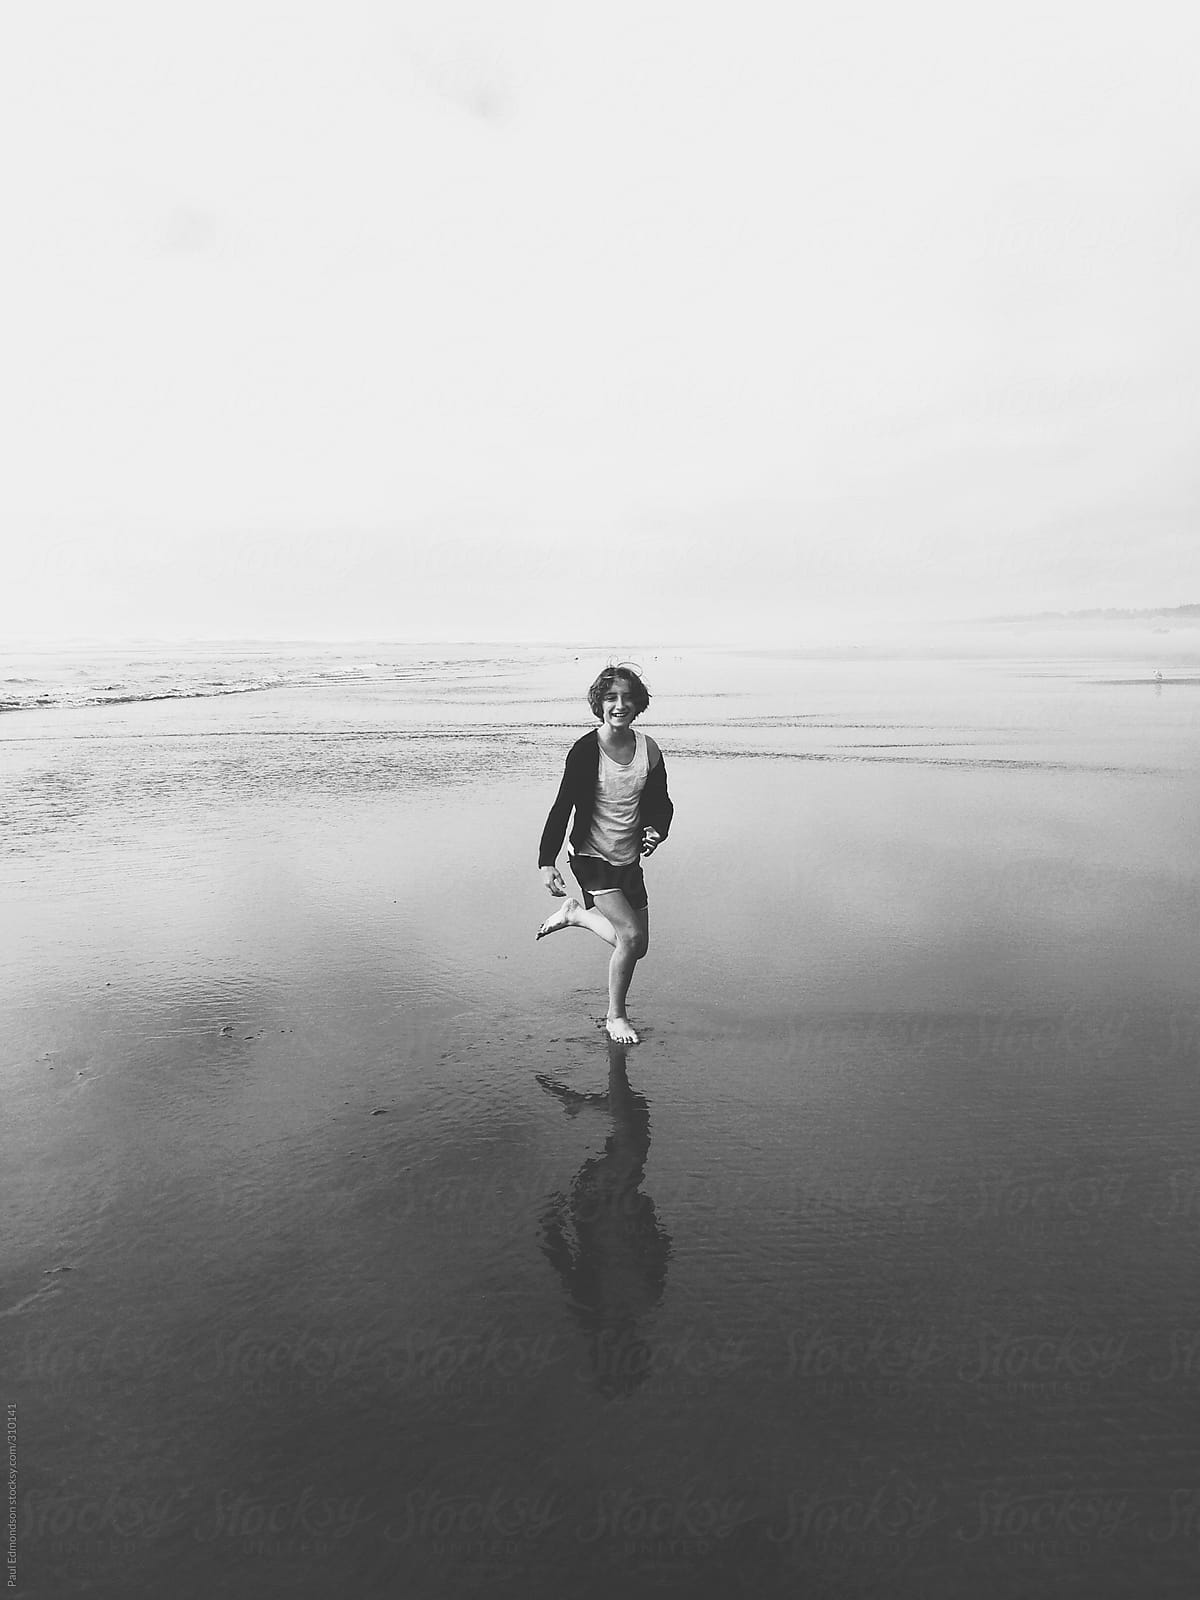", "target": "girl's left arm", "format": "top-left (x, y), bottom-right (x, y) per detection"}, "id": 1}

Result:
top-left (641, 738), bottom-right (673, 842)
